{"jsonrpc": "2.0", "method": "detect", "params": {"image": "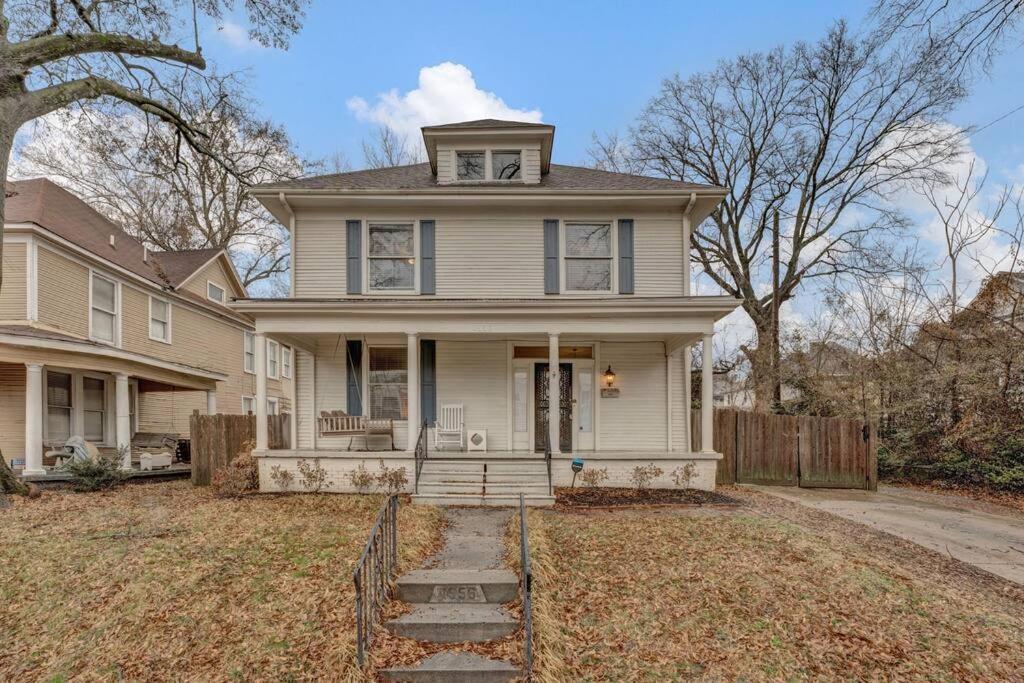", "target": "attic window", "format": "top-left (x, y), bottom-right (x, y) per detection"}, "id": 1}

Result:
top-left (456, 152), bottom-right (485, 180)
top-left (492, 151), bottom-right (521, 180)
top-left (207, 281), bottom-right (226, 304)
